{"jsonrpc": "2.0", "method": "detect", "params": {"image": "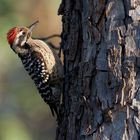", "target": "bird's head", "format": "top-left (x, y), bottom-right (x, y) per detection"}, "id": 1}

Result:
top-left (7, 20), bottom-right (39, 54)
